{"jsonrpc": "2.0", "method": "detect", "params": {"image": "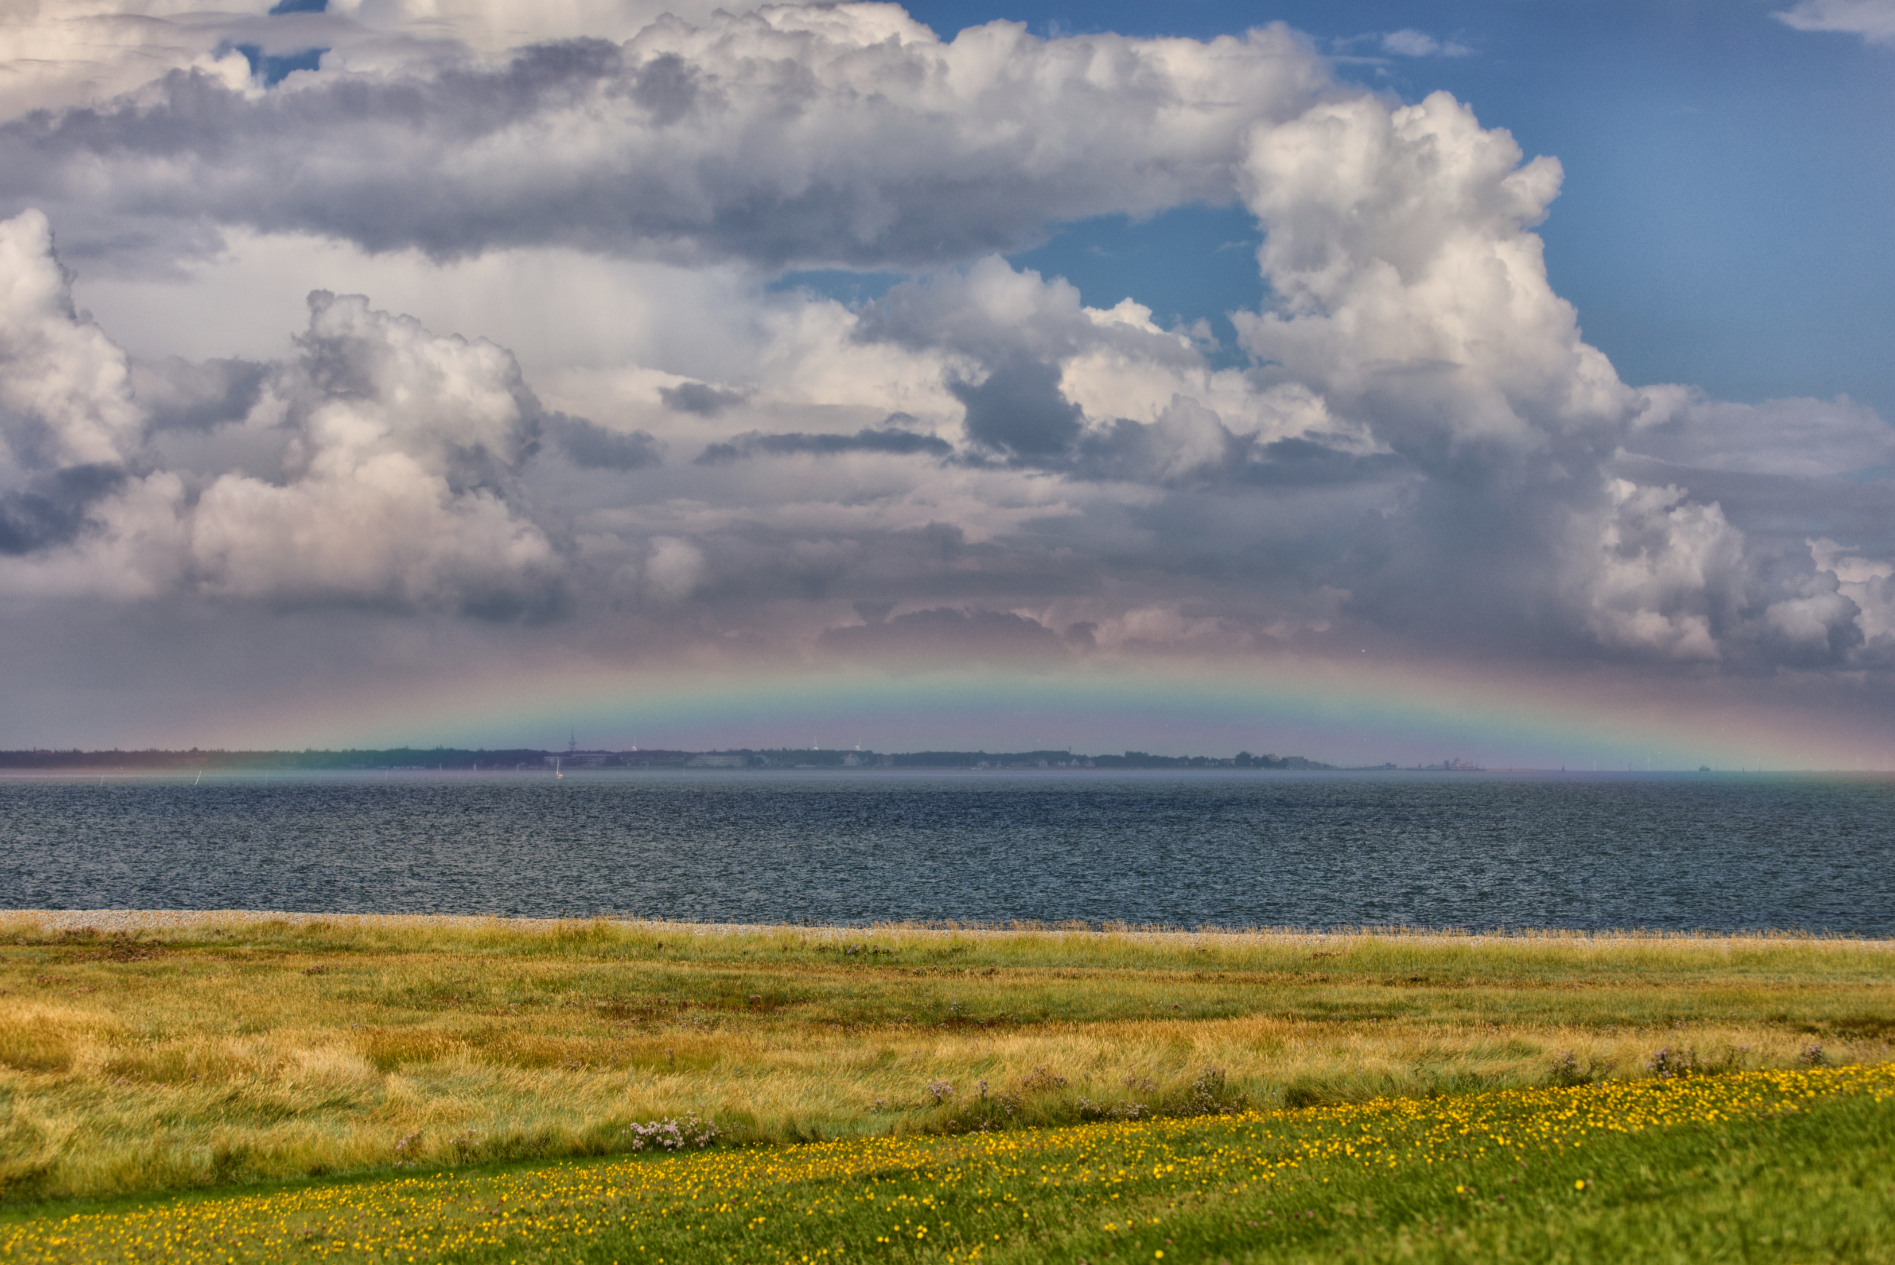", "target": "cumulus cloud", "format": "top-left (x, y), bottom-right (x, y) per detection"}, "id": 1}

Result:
top-left (0, 0), bottom-right (743, 122)
top-left (0, 211), bottom-right (573, 611)
top-left (1567, 481), bottom-right (1749, 662)
top-left (1809, 537), bottom-right (1895, 657)
top-left (852, 255), bottom-right (1381, 486)
top-left (0, 6), bottom-right (1331, 268)
top-left (1238, 92), bottom-right (1630, 461)
top-left (0, 3), bottom-right (1886, 700)
top-left (189, 291), bottom-right (561, 613)
top-left (1775, 0), bottom-right (1895, 45)
top-left (1211, 89), bottom-right (1844, 666)
top-left (0, 209), bottom-right (146, 470)
top-left (0, 207), bottom-right (191, 595)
